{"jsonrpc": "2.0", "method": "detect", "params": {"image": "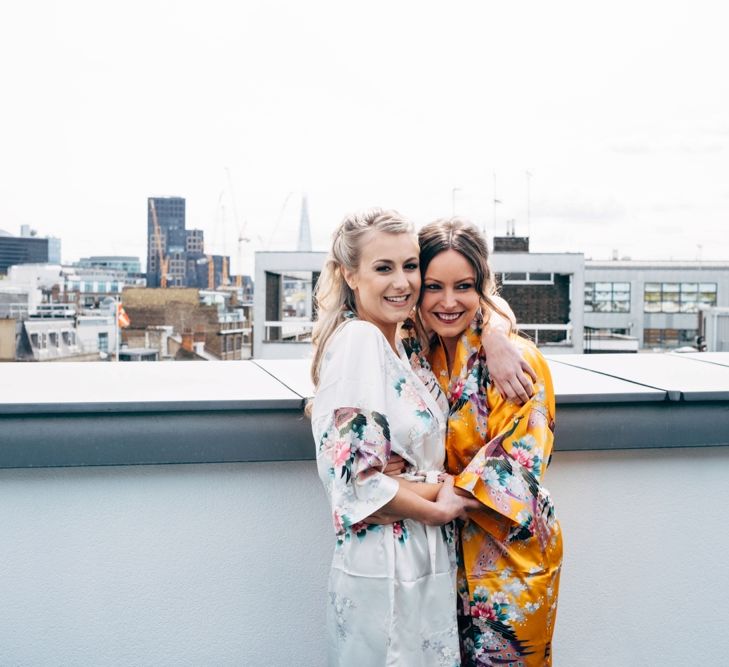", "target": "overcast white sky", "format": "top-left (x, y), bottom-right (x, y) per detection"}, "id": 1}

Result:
top-left (1, 0), bottom-right (728, 273)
